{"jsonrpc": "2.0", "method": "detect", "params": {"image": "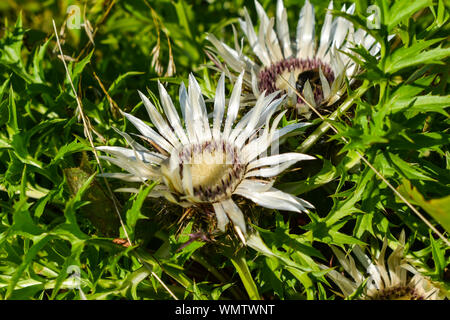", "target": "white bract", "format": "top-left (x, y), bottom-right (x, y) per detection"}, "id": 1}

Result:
top-left (323, 231), bottom-right (443, 300)
top-left (207, 0), bottom-right (381, 116)
top-left (98, 72), bottom-right (315, 243)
